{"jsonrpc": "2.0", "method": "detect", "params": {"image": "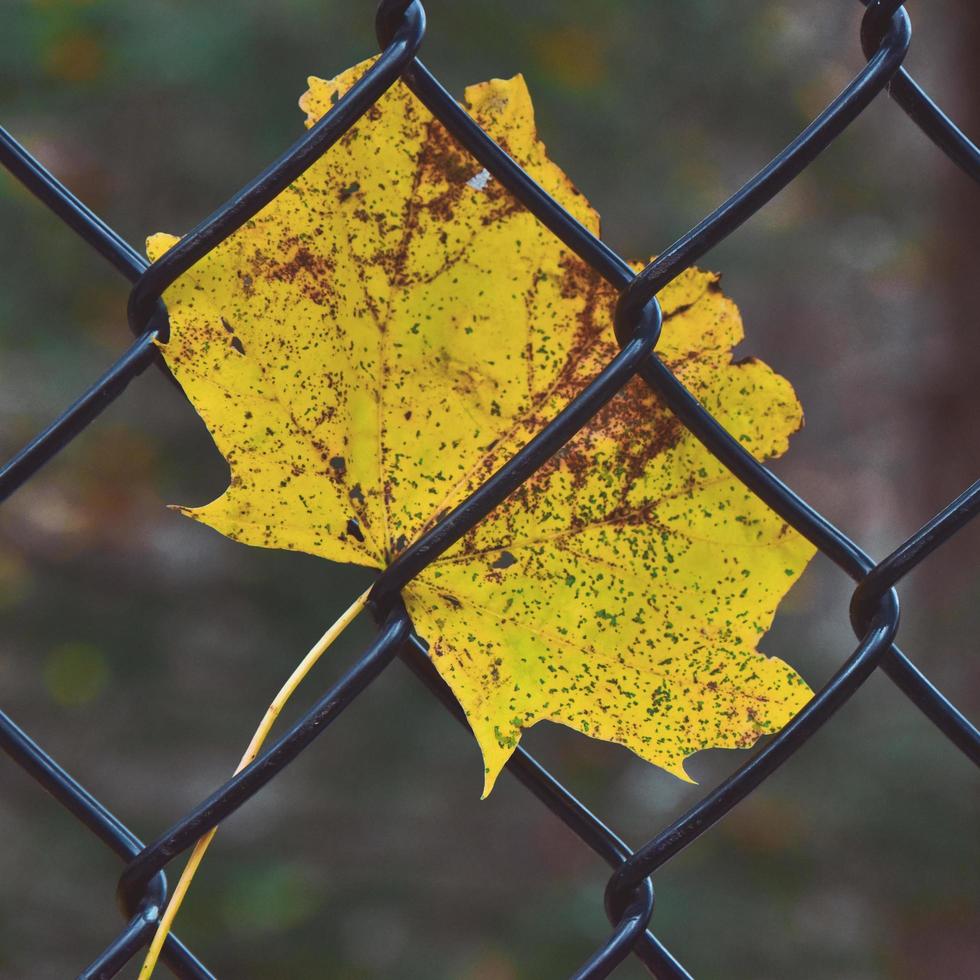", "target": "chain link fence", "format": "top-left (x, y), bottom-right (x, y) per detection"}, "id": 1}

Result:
top-left (1, 0), bottom-right (978, 976)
